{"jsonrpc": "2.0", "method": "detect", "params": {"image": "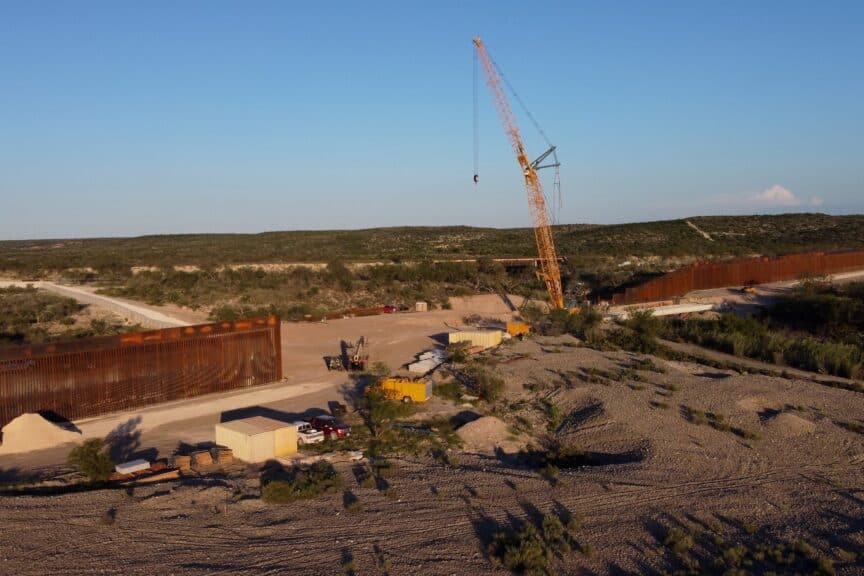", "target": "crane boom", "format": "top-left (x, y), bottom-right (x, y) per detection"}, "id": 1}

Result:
top-left (473, 37), bottom-right (564, 309)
